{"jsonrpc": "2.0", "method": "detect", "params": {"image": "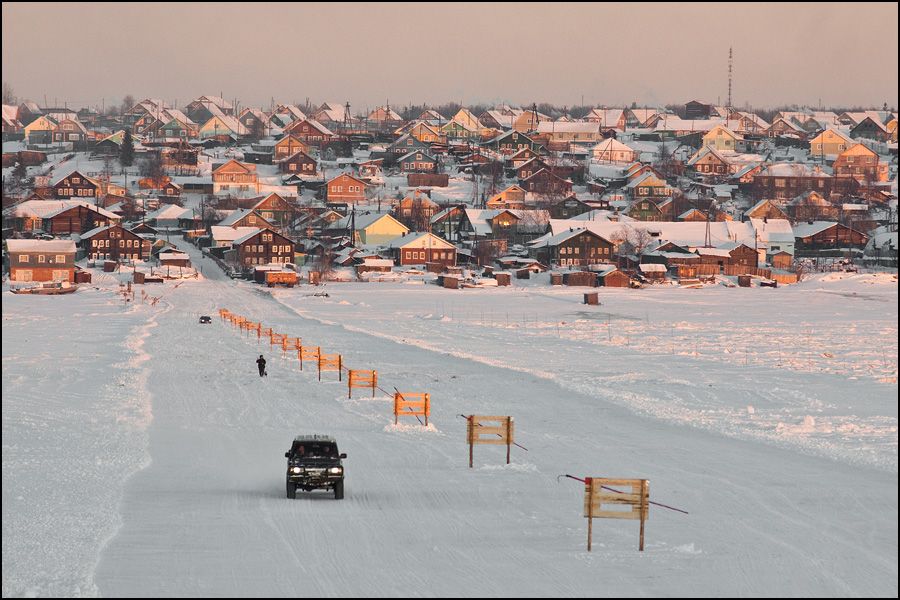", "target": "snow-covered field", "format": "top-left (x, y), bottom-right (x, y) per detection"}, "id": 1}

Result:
top-left (2, 245), bottom-right (897, 597)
